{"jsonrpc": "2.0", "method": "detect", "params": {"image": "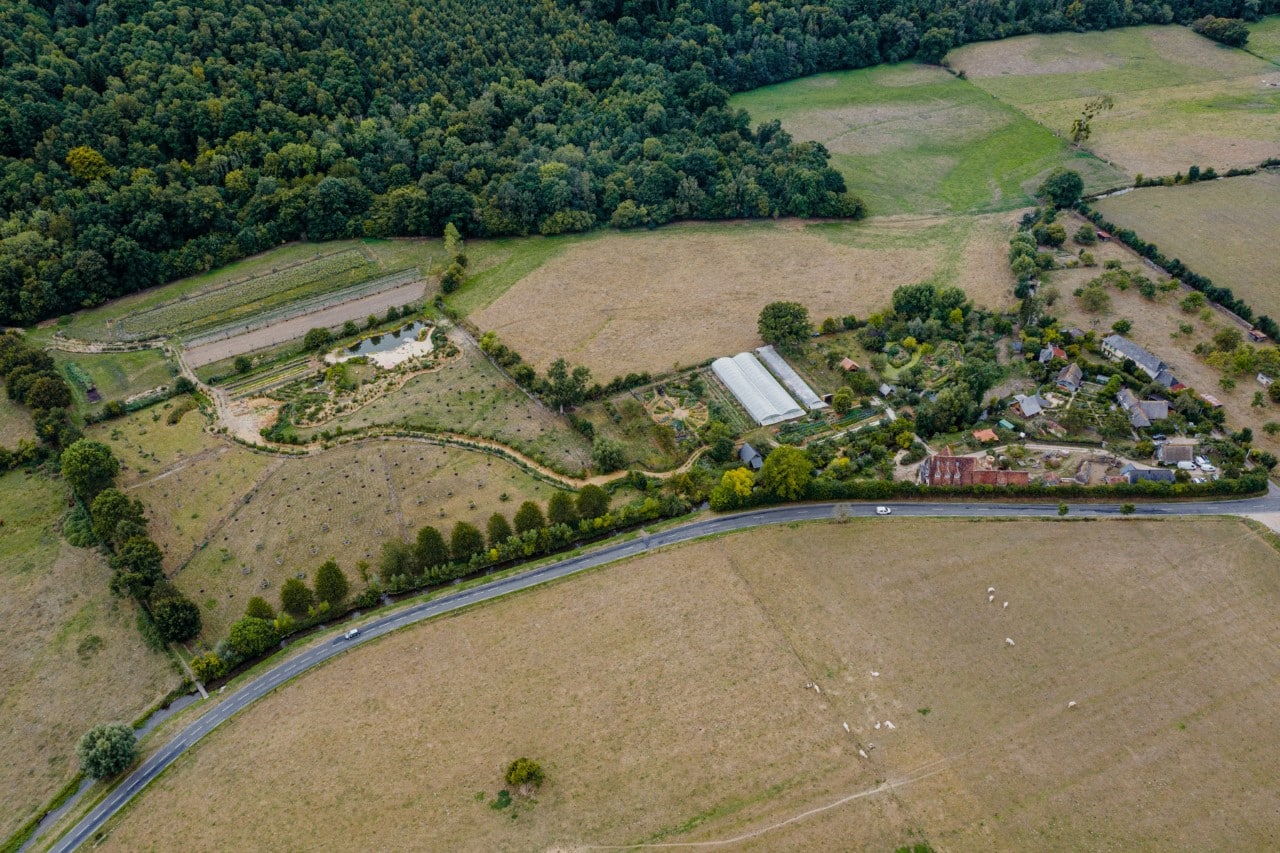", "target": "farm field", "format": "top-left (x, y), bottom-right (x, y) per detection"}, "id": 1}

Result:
top-left (0, 469), bottom-right (176, 842)
top-left (98, 518), bottom-right (1280, 851)
top-left (173, 439), bottom-right (567, 640)
top-left (1093, 170), bottom-right (1280, 321)
top-left (294, 331), bottom-right (593, 474)
top-left (1248, 15), bottom-right (1280, 64)
top-left (0, 395), bottom-right (35, 444)
top-left (61, 239), bottom-right (443, 345)
top-left (53, 348), bottom-right (175, 411)
top-left (471, 216), bottom-right (1017, 379)
top-left (730, 63), bottom-right (1125, 215)
top-left (949, 26), bottom-right (1280, 177)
